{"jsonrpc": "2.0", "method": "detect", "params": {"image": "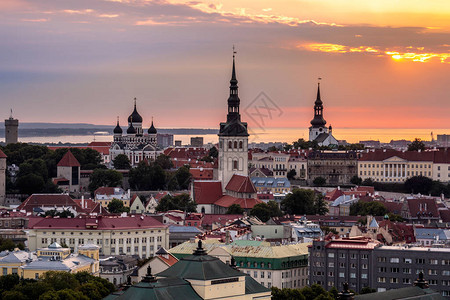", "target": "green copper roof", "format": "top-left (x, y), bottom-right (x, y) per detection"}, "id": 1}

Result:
top-left (157, 253), bottom-right (245, 281)
top-left (245, 275), bottom-right (271, 294)
top-left (103, 277), bottom-right (202, 300)
top-left (354, 286), bottom-right (445, 300)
